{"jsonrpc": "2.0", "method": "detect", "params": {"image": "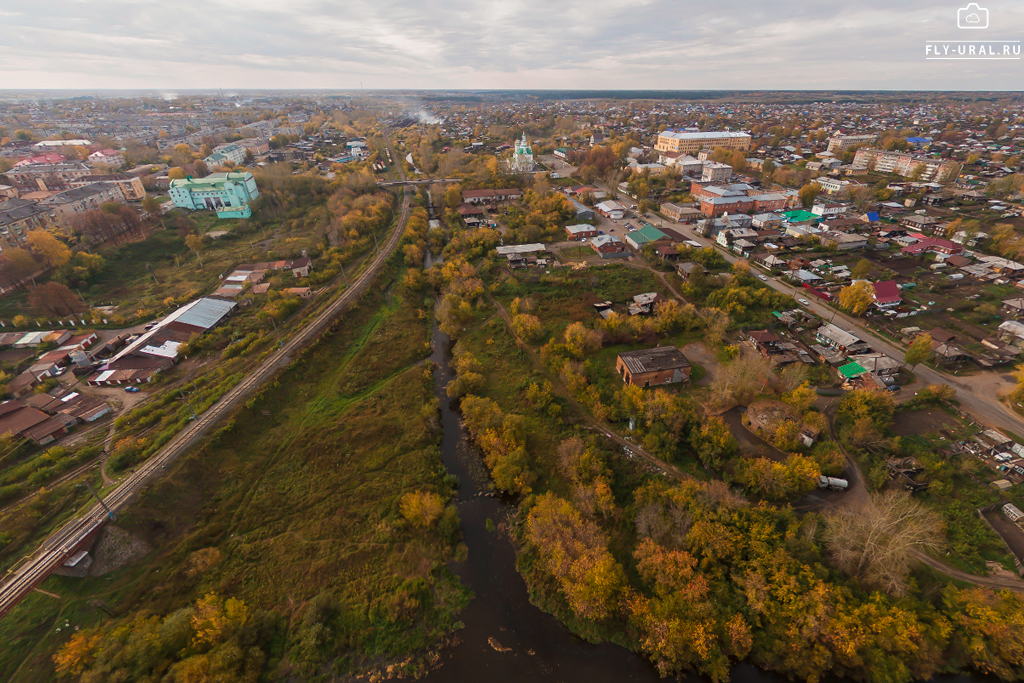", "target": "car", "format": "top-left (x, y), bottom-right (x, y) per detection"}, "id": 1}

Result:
top-left (797, 298), bottom-right (810, 306)
top-left (758, 274), bottom-right (768, 281)
top-left (886, 385), bottom-right (902, 393)
top-left (598, 230), bottom-right (605, 235)
top-left (124, 386), bottom-right (140, 393)
top-left (53, 367), bottom-right (67, 376)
